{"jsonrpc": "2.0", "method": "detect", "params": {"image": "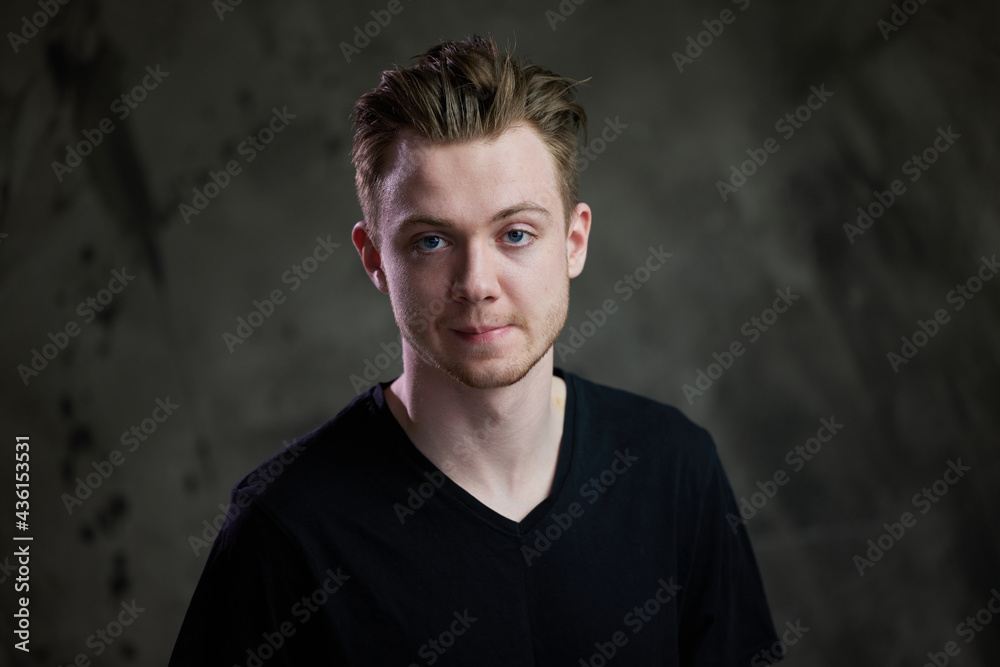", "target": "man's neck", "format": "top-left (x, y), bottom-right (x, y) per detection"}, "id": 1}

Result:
top-left (383, 351), bottom-right (566, 522)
